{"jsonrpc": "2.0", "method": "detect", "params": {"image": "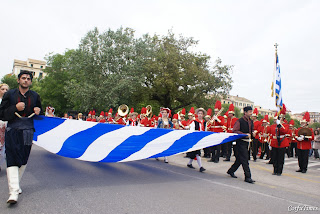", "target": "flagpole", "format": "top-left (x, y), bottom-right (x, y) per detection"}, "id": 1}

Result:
top-left (271, 43), bottom-right (278, 97)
